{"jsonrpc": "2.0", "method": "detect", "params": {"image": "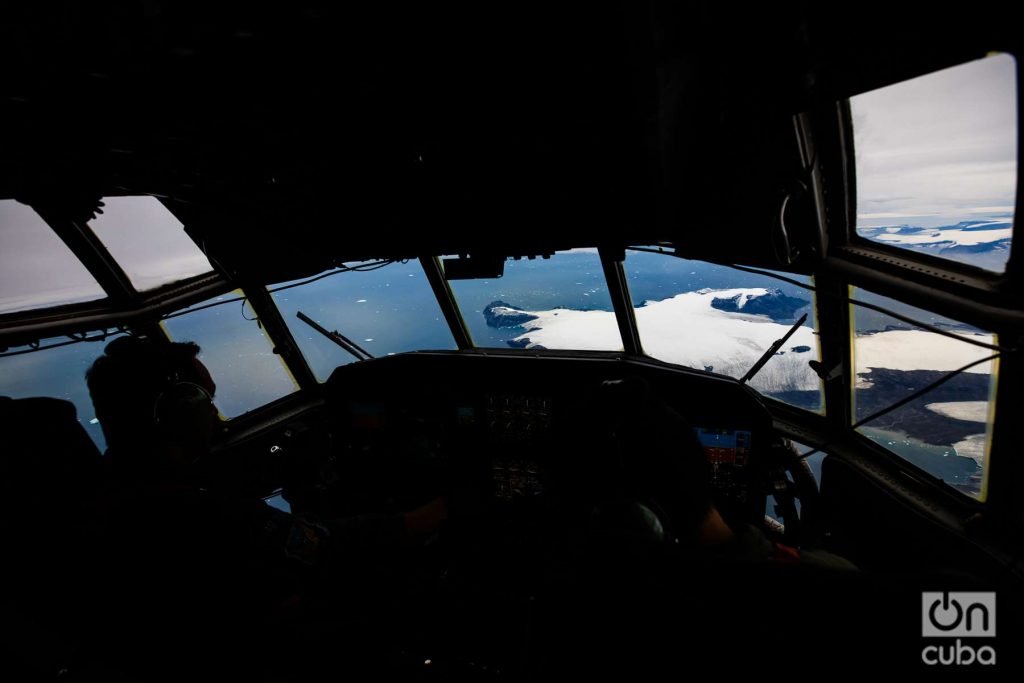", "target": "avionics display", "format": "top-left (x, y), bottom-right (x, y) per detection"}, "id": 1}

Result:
top-left (695, 428), bottom-right (753, 504)
top-left (694, 428), bottom-right (752, 466)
